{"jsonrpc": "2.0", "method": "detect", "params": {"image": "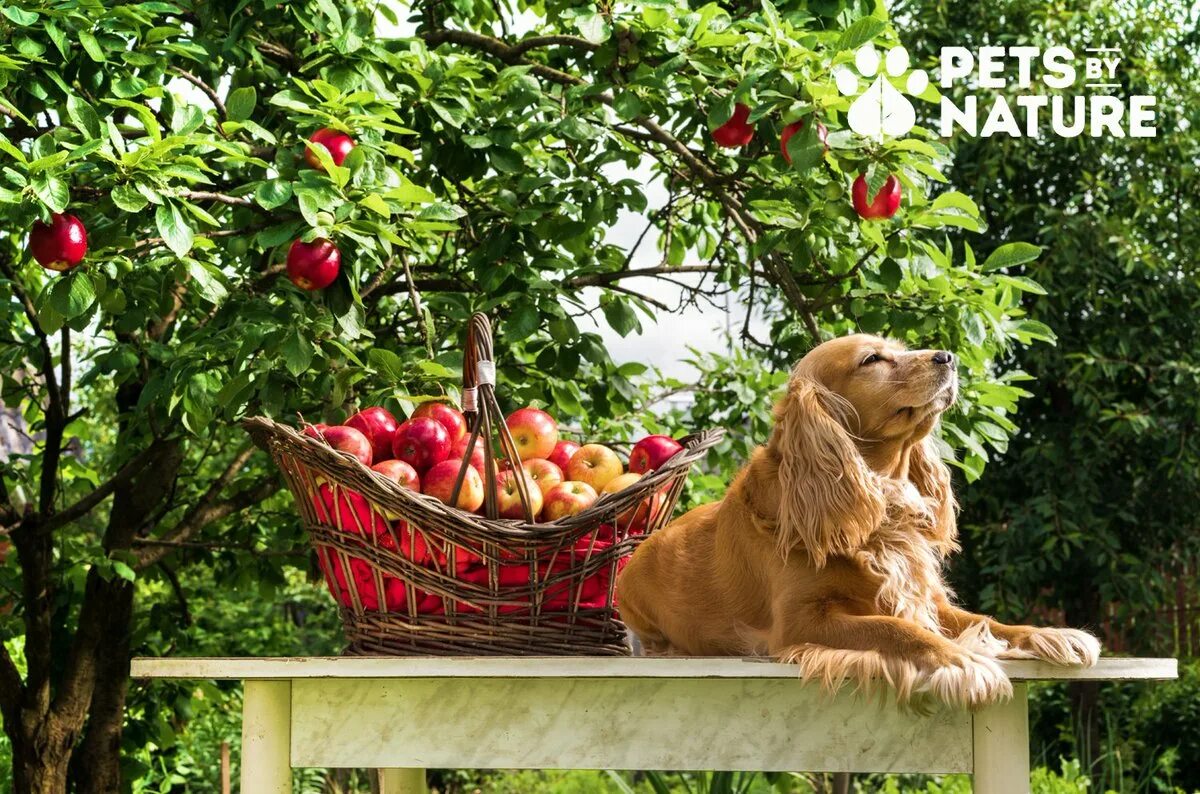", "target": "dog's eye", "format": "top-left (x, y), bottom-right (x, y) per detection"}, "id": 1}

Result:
top-left (860, 353), bottom-right (882, 366)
